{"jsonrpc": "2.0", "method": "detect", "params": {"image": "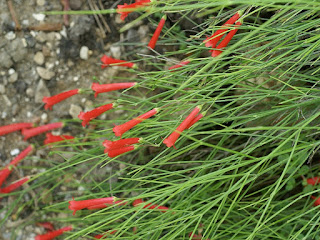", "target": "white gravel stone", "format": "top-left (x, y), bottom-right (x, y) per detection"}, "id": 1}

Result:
top-left (41, 113), bottom-right (48, 122)
top-left (10, 148), bottom-right (20, 156)
top-left (32, 13), bottom-right (46, 21)
top-left (5, 31), bottom-right (16, 40)
top-left (69, 104), bottom-right (82, 119)
top-left (110, 45), bottom-right (121, 59)
top-left (36, 67), bottom-right (55, 80)
top-left (80, 46), bottom-right (89, 60)
top-left (33, 52), bottom-right (44, 65)
top-left (8, 68), bottom-right (15, 75)
top-left (73, 76), bottom-right (79, 81)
